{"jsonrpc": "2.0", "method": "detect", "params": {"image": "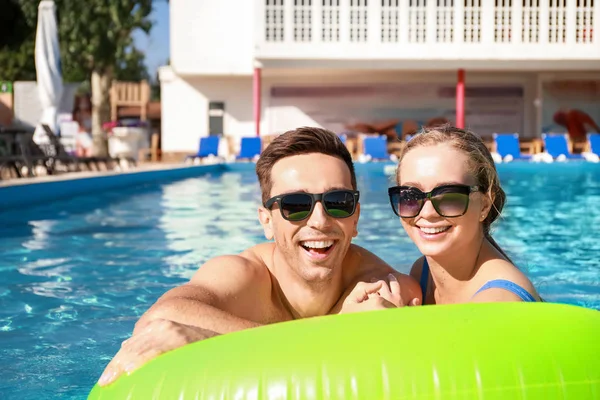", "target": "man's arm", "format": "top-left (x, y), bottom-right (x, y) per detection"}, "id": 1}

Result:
top-left (134, 254), bottom-right (272, 335)
top-left (98, 254), bottom-right (273, 386)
